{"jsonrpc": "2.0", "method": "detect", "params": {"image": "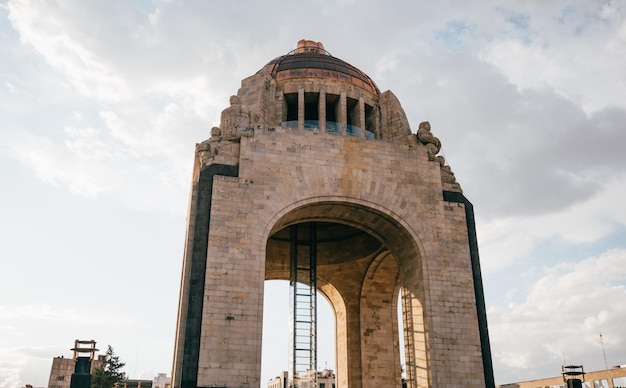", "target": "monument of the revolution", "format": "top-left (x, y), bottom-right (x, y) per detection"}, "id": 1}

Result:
top-left (172, 39), bottom-right (494, 388)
